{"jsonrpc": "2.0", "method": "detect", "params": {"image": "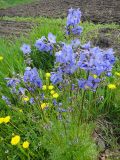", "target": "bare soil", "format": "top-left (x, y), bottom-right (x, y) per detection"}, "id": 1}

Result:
top-left (0, 0), bottom-right (120, 23)
top-left (0, 20), bottom-right (35, 38)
